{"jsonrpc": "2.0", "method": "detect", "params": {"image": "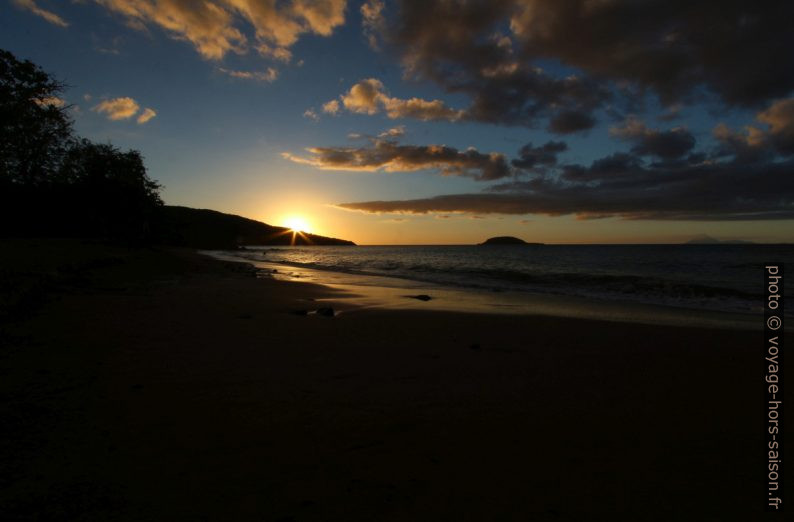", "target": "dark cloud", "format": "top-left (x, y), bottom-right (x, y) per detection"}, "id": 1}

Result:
top-left (509, 0), bottom-right (794, 107)
top-left (511, 141), bottom-right (567, 170)
top-left (611, 117), bottom-right (696, 159)
top-left (283, 139), bottom-right (511, 181)
top-left (307, 93), bottom-right (794, 221)
top-left (548, 111), bottom-right (597, 134)
top-left (372, 0), bottom-right (609, 132)
top-left (338, 158), bottom-right (794, 220)
top-left (560, 153), bottom-right (643, 182)
top-left (369, 0), bottom-right (794, 133)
